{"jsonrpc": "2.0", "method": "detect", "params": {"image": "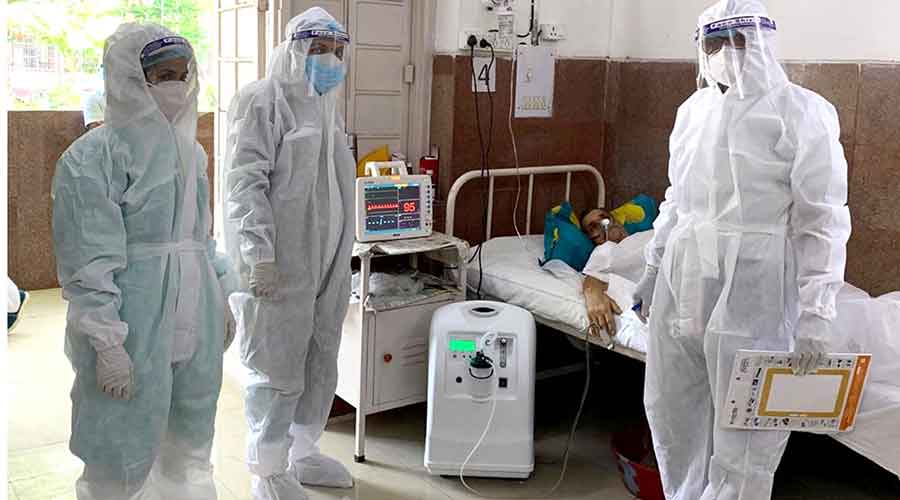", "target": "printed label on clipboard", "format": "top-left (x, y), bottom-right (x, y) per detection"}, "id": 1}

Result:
top-left (721, 350), bottom-right (871, 433)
